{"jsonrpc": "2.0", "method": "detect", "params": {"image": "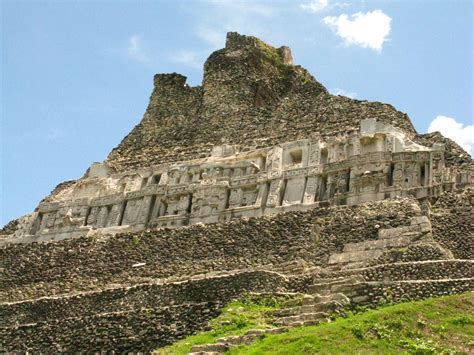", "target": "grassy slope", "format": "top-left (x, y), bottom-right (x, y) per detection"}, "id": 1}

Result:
top-left (157, 294), bottom-right (297, 355)
top-left (157, 293), bottom-right (473, 354)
